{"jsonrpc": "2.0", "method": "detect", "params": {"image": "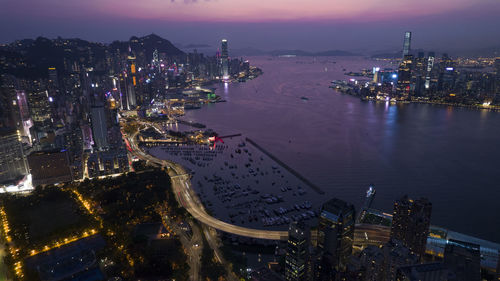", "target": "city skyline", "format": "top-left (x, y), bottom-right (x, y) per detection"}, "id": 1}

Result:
top-left (1, 0), bottom-right (500, 278)
top-left (1, 0), bottom-right (500, 53)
